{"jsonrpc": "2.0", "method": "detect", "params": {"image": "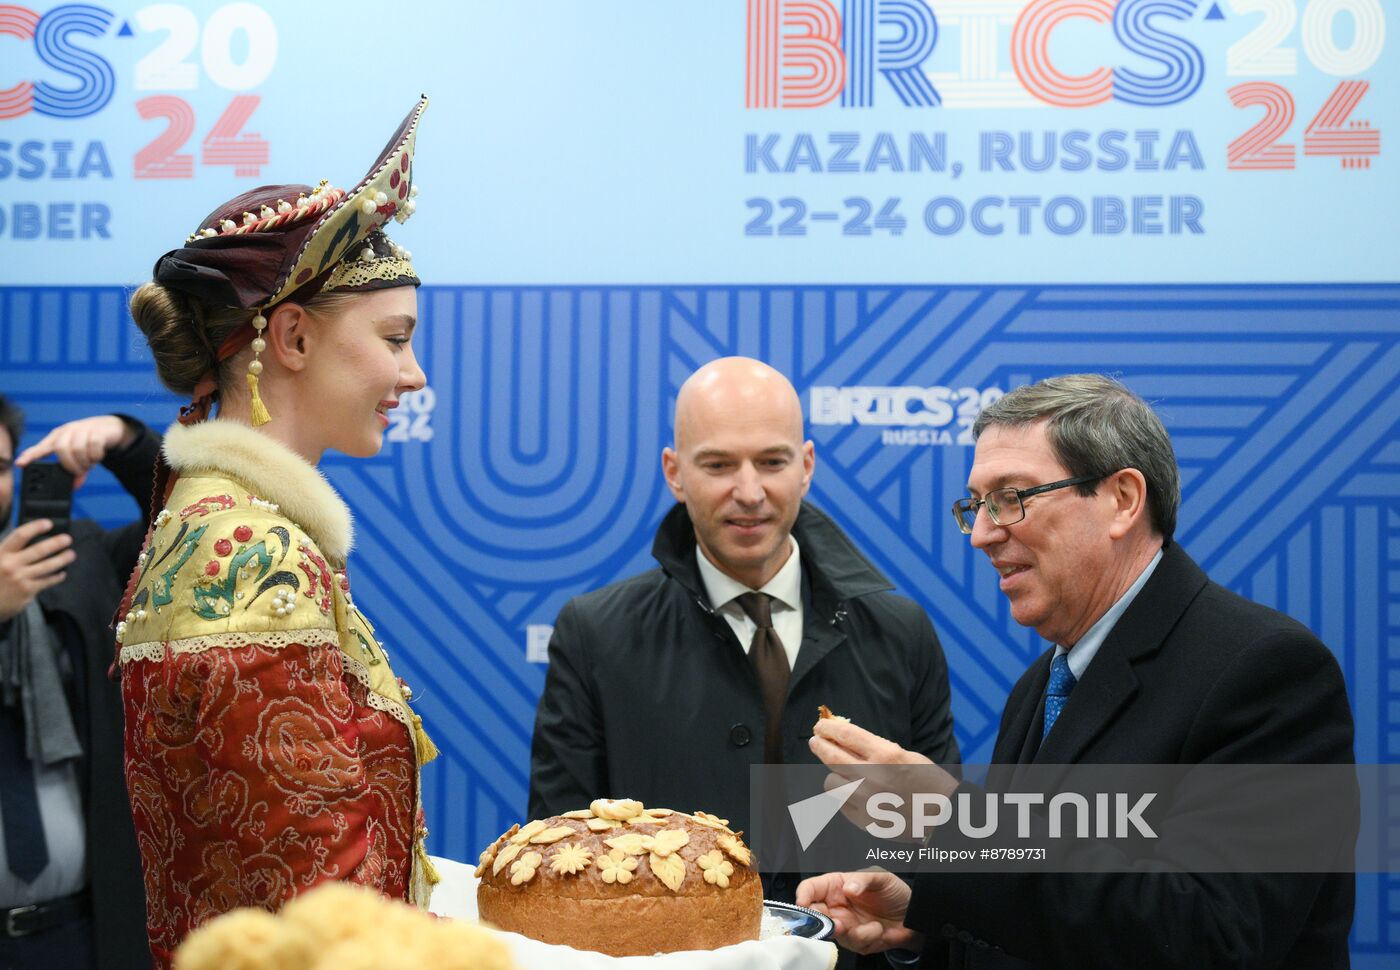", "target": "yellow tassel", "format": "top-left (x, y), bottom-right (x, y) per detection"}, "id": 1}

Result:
top-left (417, 843), bottom-right (441, 886)
top-left (246, 371), bottom-right (272, 427)
top-left (413, 713), bottom-right (439, 765)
